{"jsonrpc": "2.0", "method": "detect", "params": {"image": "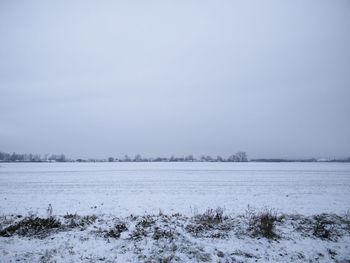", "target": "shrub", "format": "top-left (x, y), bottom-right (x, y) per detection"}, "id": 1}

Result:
top-left (313, 214), bottom-right (337, 240)
top-left (197, 207), bottom-right (225, 224)
top-left (186, 207), bottom-right (233, 238)
top-left (245, 207), bottom-right (279, 239)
